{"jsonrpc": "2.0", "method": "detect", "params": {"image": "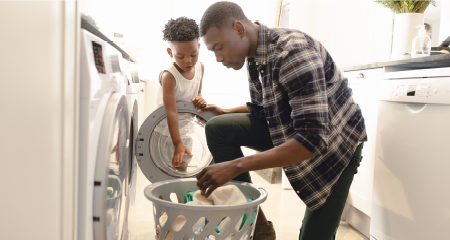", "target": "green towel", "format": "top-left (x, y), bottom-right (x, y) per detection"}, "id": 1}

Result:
top-left (107, 187), bottom-right (114, 198)
top-left (185, 191), bottom-right (256, 233)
